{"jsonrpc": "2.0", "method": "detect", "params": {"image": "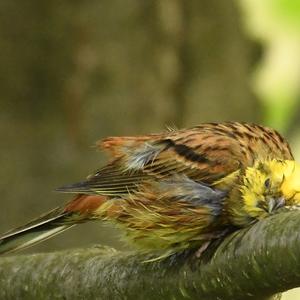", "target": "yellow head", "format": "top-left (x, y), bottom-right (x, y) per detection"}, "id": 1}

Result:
top-left (239, 160), bottom-right (300, 224)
